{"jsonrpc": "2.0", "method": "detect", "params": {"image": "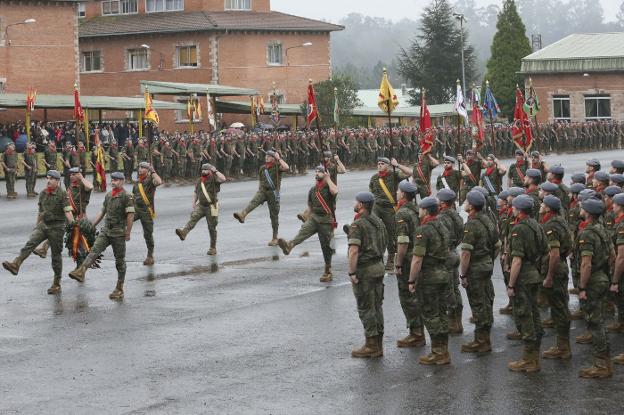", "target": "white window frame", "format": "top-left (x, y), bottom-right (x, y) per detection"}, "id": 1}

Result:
top-left (127, 48), bottom-right (149, 71)
top-left (552, 95), bottom-right (570, 121)
top-left (176, 45), bottom-right (198, 68)
top-left (145, 0), bottom-right (184, 13)
top-left (101, 0), bottom-right (138, 16)
top-left (225, 0), bottom-right (251, 11)
top-left (267, 42), bottom-right (283, 66)
top-left (0, 78), bottom-right (6, 94)
top-left (77, 2), bottom-right (87, 18)
top-left (175, 97), bottom-right (202, 123)
top-left (584, 95), bottom-right (611, 120)
top-left (81, 50), bottom-right (102, 72)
